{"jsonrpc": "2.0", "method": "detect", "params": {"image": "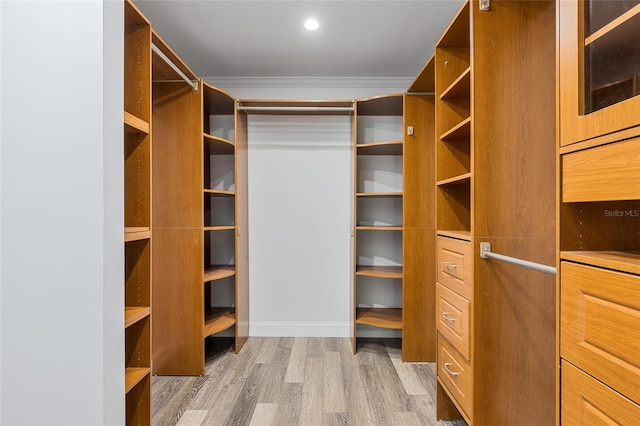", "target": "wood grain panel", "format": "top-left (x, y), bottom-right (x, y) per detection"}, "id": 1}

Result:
top-left (472, 235), bottom-right (556, 426)
top-left (126, 316), bottom-right (151, 369)
top-left (562, 138), bottom-right (640, 202)
top-left (124, 0), bottom-right (151, 123)
top-left (402, 227), bottom-right (436, 362)
top-left (561, 261), bottom-right (640, 403)
top-left (126, 373), bottom-right (151, 426)
top-left (125, 238), bottom-right (151, 308)
top-left (408, 55), bottom-right (435, 93)
top-left (152, 228), bottom-right (204, 375)
top-left (235, 110), bottom-right (250, 352)
top-left (152, 82), bottom-right (202, 227)
top-left (562, 361), bottom-right (640, 426)
top-left (404, 95), bottom-right (435, 229)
